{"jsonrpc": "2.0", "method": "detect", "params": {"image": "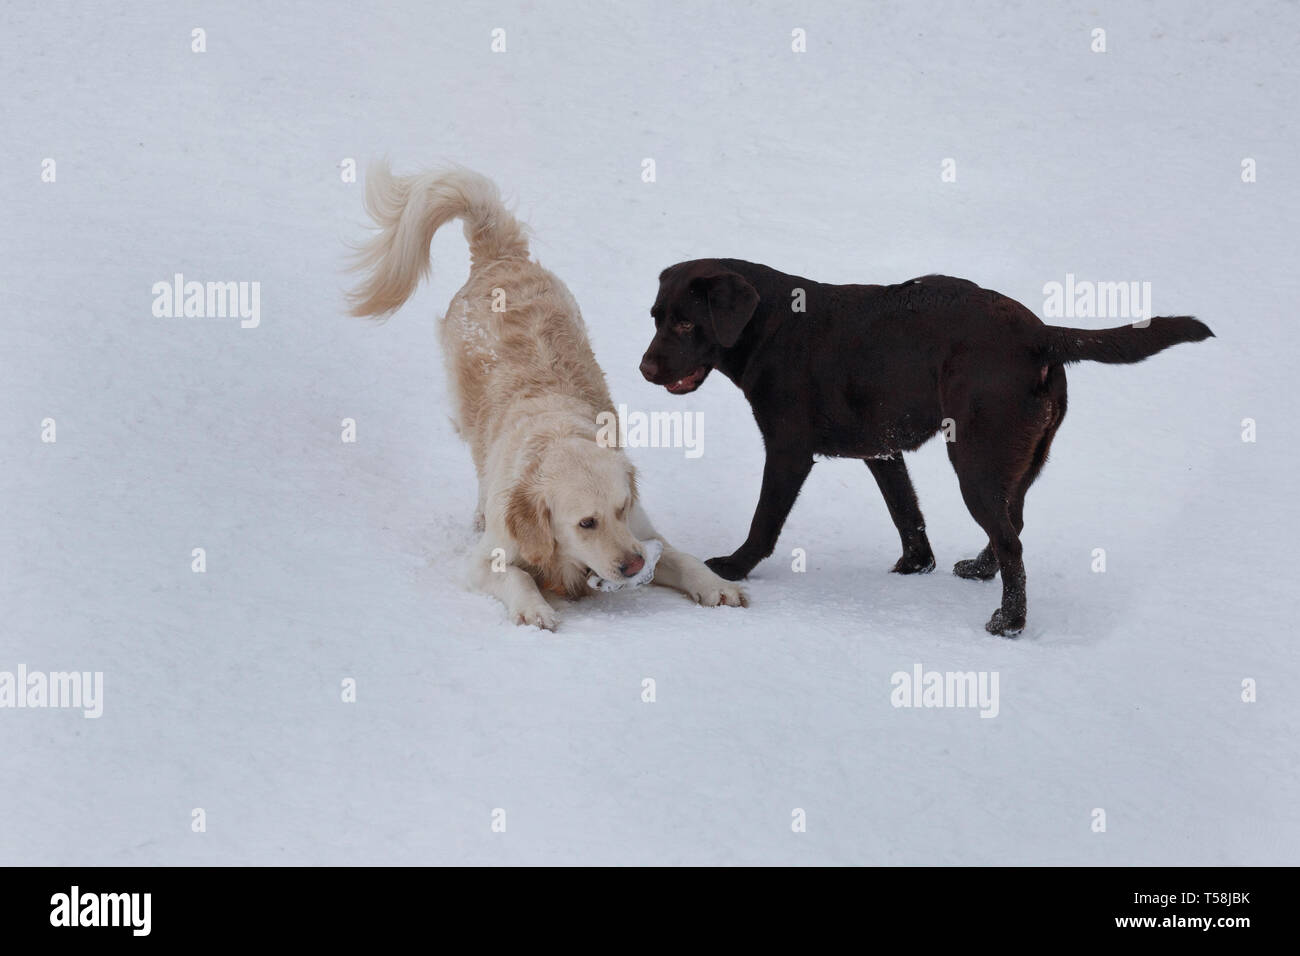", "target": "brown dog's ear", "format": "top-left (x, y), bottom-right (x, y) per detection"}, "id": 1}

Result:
top-left (695, 272), bottom-right (759, 347)
top-left (505, 480), bottom-right (554, 568)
